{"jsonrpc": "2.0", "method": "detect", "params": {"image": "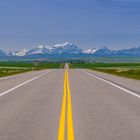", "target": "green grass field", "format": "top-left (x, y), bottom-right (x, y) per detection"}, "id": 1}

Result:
top-left (0, 61), bottom-right (62, 77)
top-left (71, 63), bottom-right (140, 80)
top-left (0, 68), bottom-right (30, 77)
top-left (0, 61), bottom-right (62, 69)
